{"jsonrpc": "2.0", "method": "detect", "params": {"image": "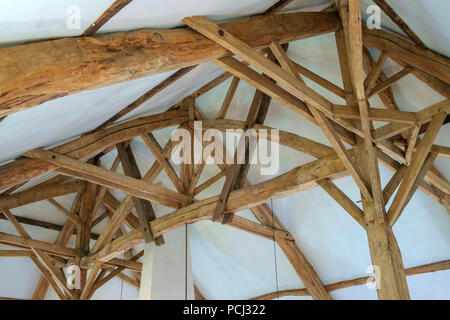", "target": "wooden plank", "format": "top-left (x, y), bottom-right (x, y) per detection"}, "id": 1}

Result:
top-left (398, 153), bottom-right (439, 216)
top-left (194, 285), bottom-right (206, 300)
top-left (215, 86), bottom-right (272, 222)
top-left (22, 149), bottom-right (192, 209)
top-left (247, 205), bottom-right (331, 300)
top-left (0, 212), bottom-right (98, 240)
top-left (116, 142), bottom-right (154, 243)
top-left (362, 47), bottom-right (399, 111)
top-left (383, 166), bottom-right (406, 205)
top-left (216, 56), bottom-right (313, 122)
top-left (79, 262), bottom-right (102, 300)
top-left (89, 155), bottom-right (121, 226)
top-left (227, 215), bottom-right (293, 241)
top-left (0, 108), bottom-right (189, 191)
top-left (92, 250), bottom-right (143, 294)
top-left (263, 0), bottom-right (294, 15)
top-left (194, 171), bottom-right (227, 195)
top-left (0, 12), bottom-right (341, 116)
top-left (190, 72), bottom-right (232, 99)
top-left (188, 163), bottom-right (206, 195)
top-left (388, 112), bottom-right (446, 225)
top-left (202, 120), bottom-right (335, 158)
top-left (82, 0), bottom-right (133, 36)
top-left (218, 50), bottom-right (281, 222)
top-left (91, 137), bottom-right (178, 254)
top-left (186, 18), bottom-right (362, 146)
top-left (345, 0), bottom-right (386, 218)
top-left (30, 254), bottom-right (66, 300)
